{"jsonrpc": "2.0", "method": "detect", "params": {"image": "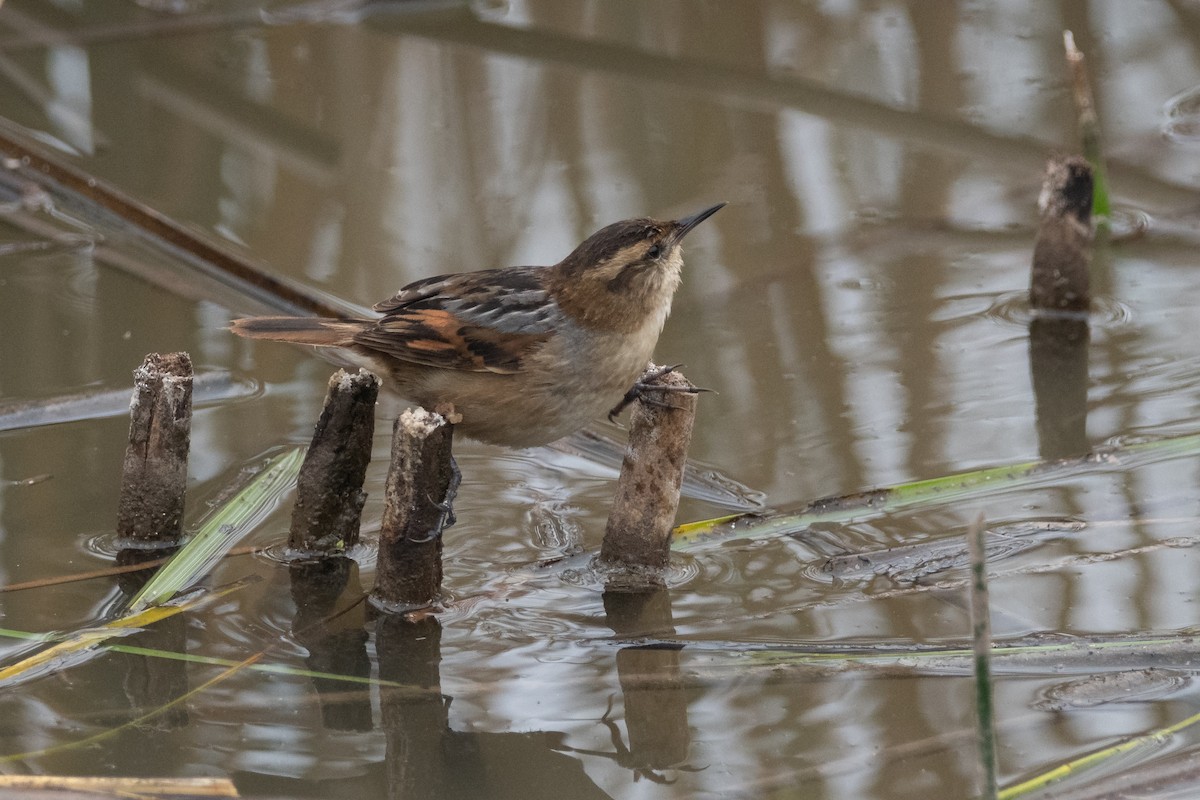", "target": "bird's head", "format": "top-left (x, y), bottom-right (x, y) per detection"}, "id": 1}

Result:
top-left (550, 203), bottom-right (725, 332)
